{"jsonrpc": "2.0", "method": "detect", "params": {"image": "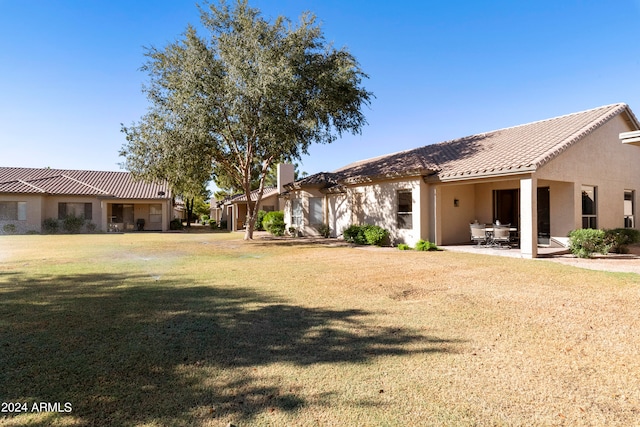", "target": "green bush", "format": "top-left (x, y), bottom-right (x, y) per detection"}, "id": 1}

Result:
top-left (86, 222), bottom-right (97, 233)
top-left (209, 220), bottom-right (217, 229)
top-left (318, 223), bottom-right (331, 238)
top-left (263, 211), bottom-right (285, 236)
top-left (397, 243), bottom-right (411, 250)
top-left (364, 225), bottom-right (389, 246)
top-left (344, 224), bottom-right (389, 246)
top-left (170, 218), bottom-right (184, 230)
top-left (256, 210), bottom-right (267, 231)
top-left (415, 239), bottom-right (438, 251)
top-left (568, 228), bottom-right (610, 258)
top-left (62, 215), bottom-right (85, 234)
top-left (2, 223), bottom-right (17, 234)
top-left (343, 225), bottom-right (368, 245)
top-left (604, 228), bottom-right (640, 254)
top-left (42, 218), bottom-right (59, 234)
